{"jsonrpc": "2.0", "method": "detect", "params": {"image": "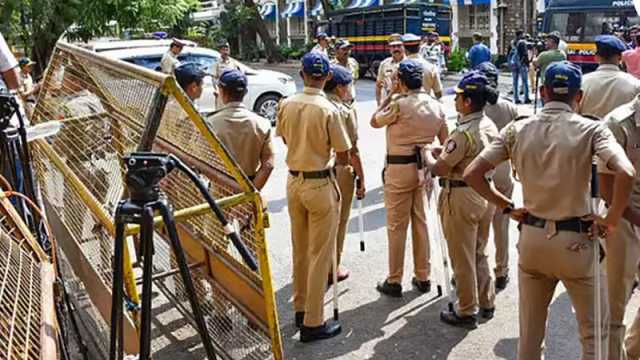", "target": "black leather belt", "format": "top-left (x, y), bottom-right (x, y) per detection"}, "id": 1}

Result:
top-left (439, 178), bottom-right (468, 188)
top-left (289, 169), bottom-right (332, 179)
top-left (386, 154), bottom-right (418, 164)
top-left (522, 213), bottom-right (592, 233)
top-left (248, 175), bottom-right (256, 181)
